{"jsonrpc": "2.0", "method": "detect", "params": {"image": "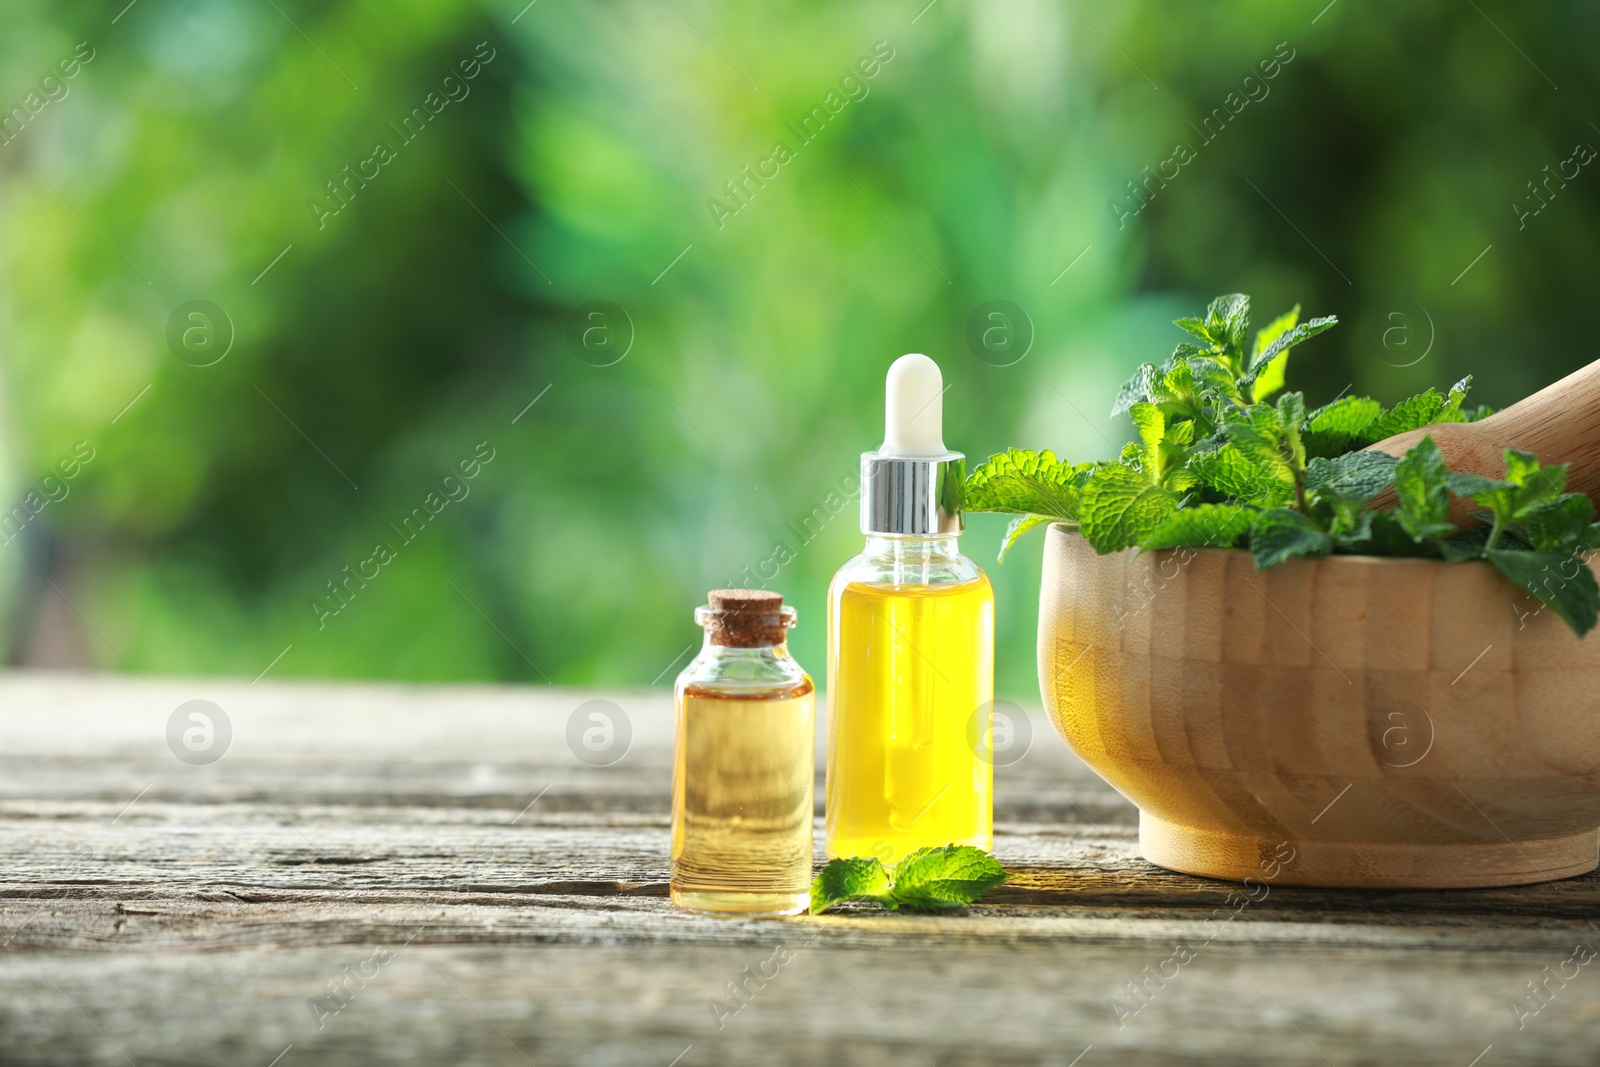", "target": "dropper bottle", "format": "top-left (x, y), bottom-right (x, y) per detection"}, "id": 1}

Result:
top-left (825, 354), bottom-right (994, 864)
